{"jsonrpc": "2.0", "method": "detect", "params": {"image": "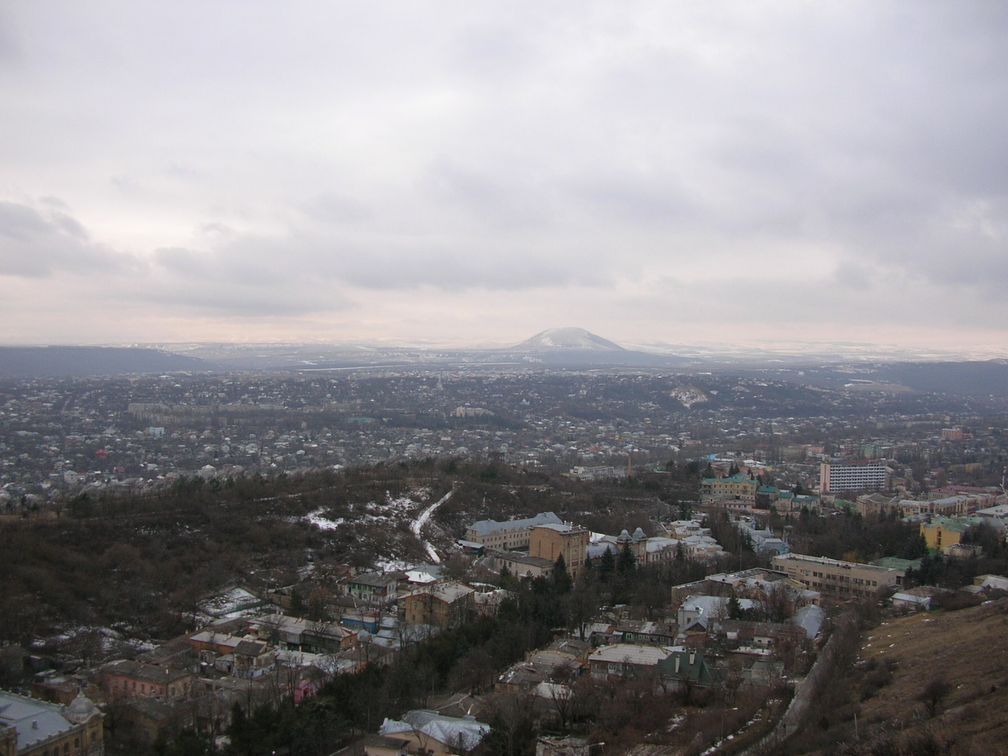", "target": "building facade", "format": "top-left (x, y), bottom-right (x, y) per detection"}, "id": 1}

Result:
top-left (101, 661), bottom-right (195, 702)
top-left (700, 474), bottom-right (758, 506)
top-left (529, 524), bottom-right (589, 579)
top-left (464, 512), bottom-right (563, 550)
top-left (402, 583), bottom-right (476, 628)
top-left (771, 553), bottom-right (903, 598)
top-left (819, 462), bottom-right (888, 493)
top-left (0, 691), bottom-right (103, 755)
